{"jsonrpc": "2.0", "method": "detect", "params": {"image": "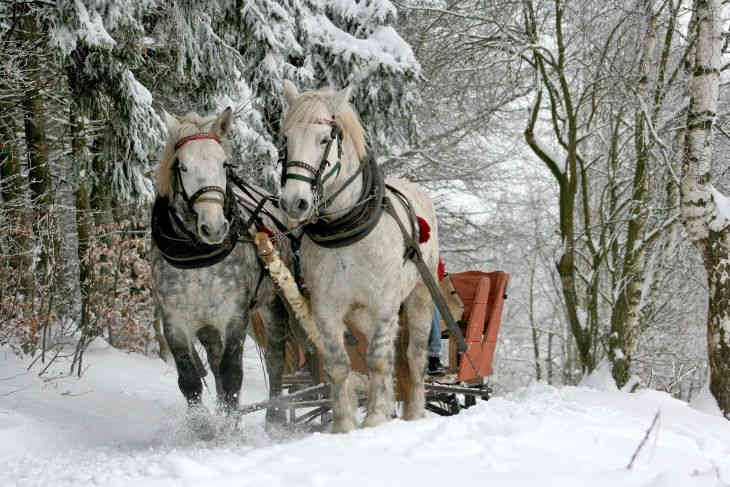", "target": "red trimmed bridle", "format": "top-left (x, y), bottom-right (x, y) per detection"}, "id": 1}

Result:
top-left (172, 132), bottom-right (227, 210)
top-left (175, 133), bottom-right (221, 151)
